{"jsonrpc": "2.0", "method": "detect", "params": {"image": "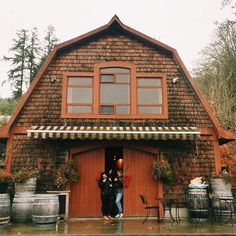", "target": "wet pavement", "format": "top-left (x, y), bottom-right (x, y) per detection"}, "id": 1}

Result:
top-left (1, 218), bottom-right (236, 236)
